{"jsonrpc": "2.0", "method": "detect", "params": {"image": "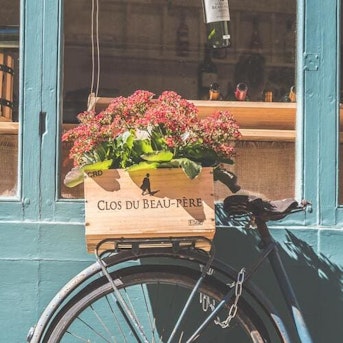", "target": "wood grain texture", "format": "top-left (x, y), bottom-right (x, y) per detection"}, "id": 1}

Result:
top-left (84, 168), bottom-right (215, 252)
